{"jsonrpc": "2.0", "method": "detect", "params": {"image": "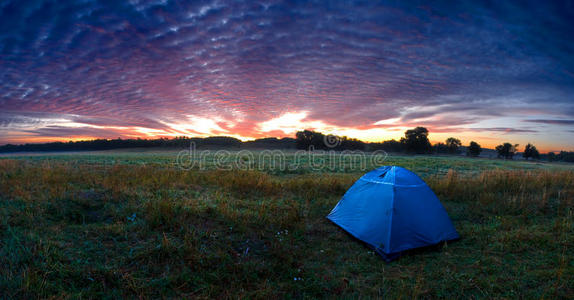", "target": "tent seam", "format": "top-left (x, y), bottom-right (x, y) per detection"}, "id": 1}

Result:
top-left (358, 178), bottom-right (425, 187)
top-left (385, 167), bottom-right (396, 253)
